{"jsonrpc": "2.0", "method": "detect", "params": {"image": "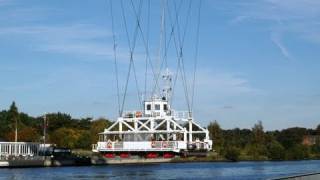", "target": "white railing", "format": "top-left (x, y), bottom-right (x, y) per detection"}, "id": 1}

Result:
top-left (95, 140), bottom-right (212, 152)
top-left (172, 111), bottom-right (192, 120)
top-left (96, 141), bottom-right (186, 152)
top-left (188, 141), bottom-right (211, 150)
top-left (121, 110), bottom-right (192, 119)
top-left (121, 111), bottom-right (165, 118)
top-left (92, 144), bottom-right (98, 152)
top-left (0, 142), bottom-right (51, 158)
top-left (122, 111), bottom-right (144, 118)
